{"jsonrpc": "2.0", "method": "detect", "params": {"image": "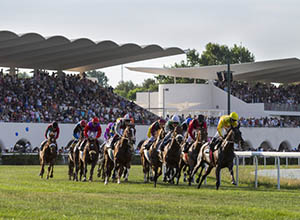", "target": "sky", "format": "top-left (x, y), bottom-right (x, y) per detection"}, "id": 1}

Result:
top-left (1, 0), bottom-right (300, 87)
